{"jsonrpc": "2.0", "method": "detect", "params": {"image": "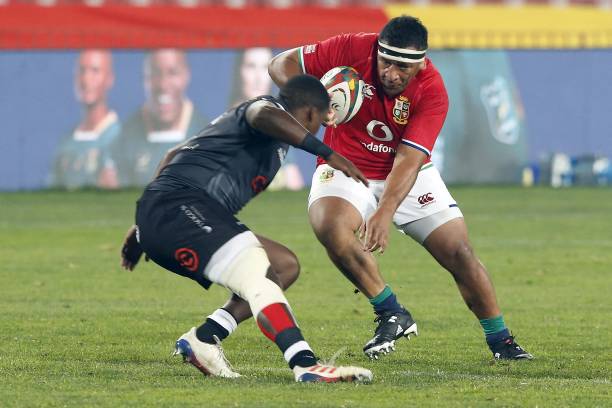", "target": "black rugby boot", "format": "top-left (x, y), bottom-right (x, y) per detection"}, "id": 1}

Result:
top-left (363, 308), bottom-right (418, 359)
top-left (490, 335), bottom-right (533, 360)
